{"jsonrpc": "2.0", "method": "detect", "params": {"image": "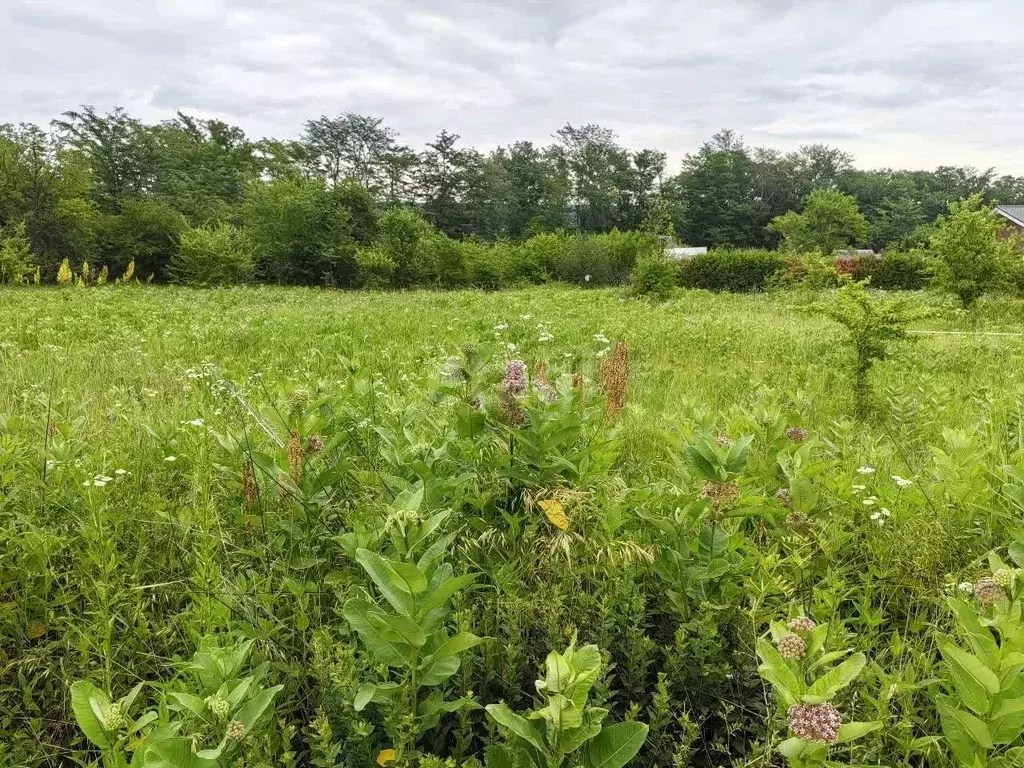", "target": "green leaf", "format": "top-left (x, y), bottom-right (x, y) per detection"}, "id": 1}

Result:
top-left (756, 638), bottom-right (803, 704)
top-left (584, 722), bottom-right (649, 768)
top-left (544, 649), bottom-right (573, 694)
top-left (486, 703), bottom-right (547, 754)
top-left (343, 598), bottom-right (415, 668)
top-left (416, 573), bottom-right (479, 618)
top-left (835, 721), bottom-right (881, 744)
top-left (421, 633), bottom-right (485, 669)
top-left (937, 695), bottom-right (992, 767)
top-left (70, 681), bottom-right (113, 749)
top-left (354, 682), bottom-right (401, 712)
top-left (1008, 542), bottom-right (1024, 569)
top-left (233, 685), bottom-right (283, 730)
top-left (142, 738), bottom-right (218, 768)
top-left (390, 560), bottom-right (429, 594)
top-left (366, 610), bottom-right (427, 648)
top-left (354, 549), bottom-right (415, 615)
top-left (989, 696), bottom-right (1024, 743)
top-left (940, 640), bottom-right (999, 715)
top-left (557, 707), bottom-right (608, 754)
top-left (804, 652), bottom-right (866, 703)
